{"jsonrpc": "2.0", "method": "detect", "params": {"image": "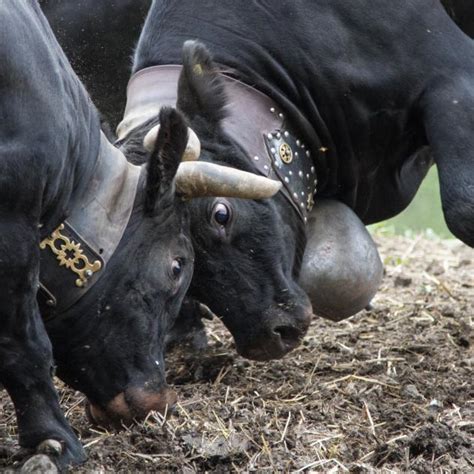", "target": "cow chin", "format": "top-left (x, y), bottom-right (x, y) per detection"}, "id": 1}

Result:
top-left (233, 303), bottom-right (313, 361)
top-left (86, 385), bottom-right (177, 430)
